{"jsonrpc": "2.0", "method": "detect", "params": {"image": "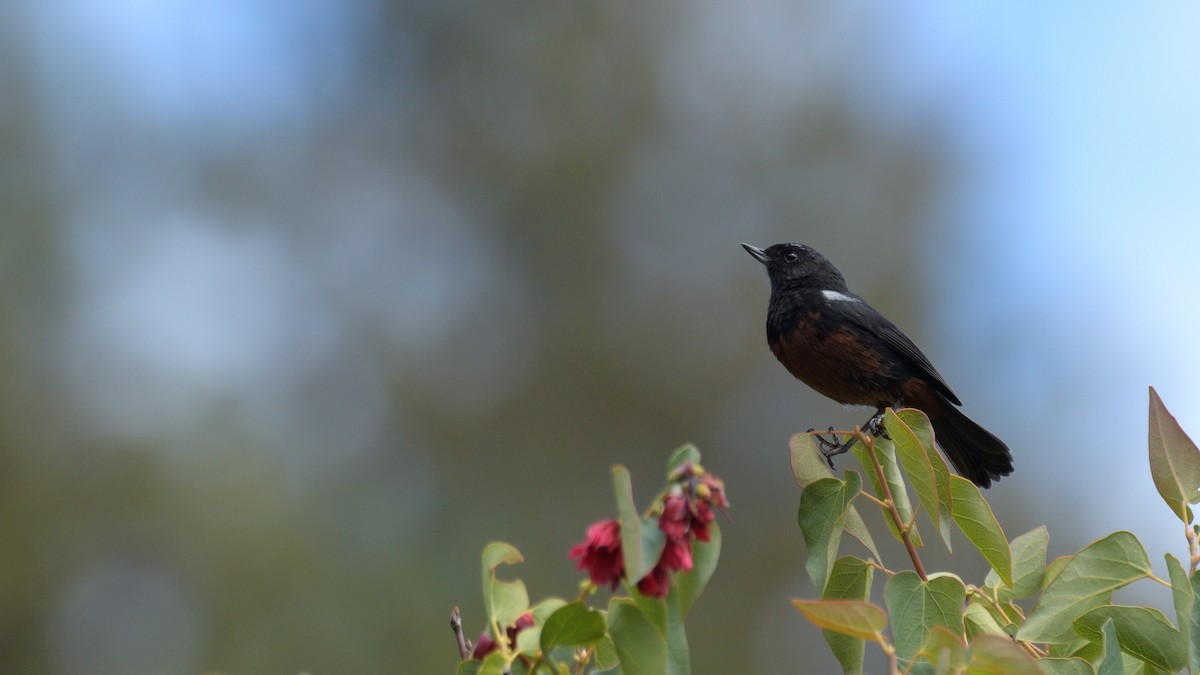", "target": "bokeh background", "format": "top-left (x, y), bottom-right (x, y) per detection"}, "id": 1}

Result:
top-left (3, 2), bottom-right (1199, 673)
